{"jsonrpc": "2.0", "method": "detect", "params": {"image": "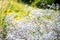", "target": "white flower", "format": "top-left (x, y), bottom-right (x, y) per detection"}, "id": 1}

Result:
top-left (31, 9), bottom-right (44, 17)
top-left (16, 39), bottom-right (25, 40)
top-left (7, 34), bottom-right (14, 38)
